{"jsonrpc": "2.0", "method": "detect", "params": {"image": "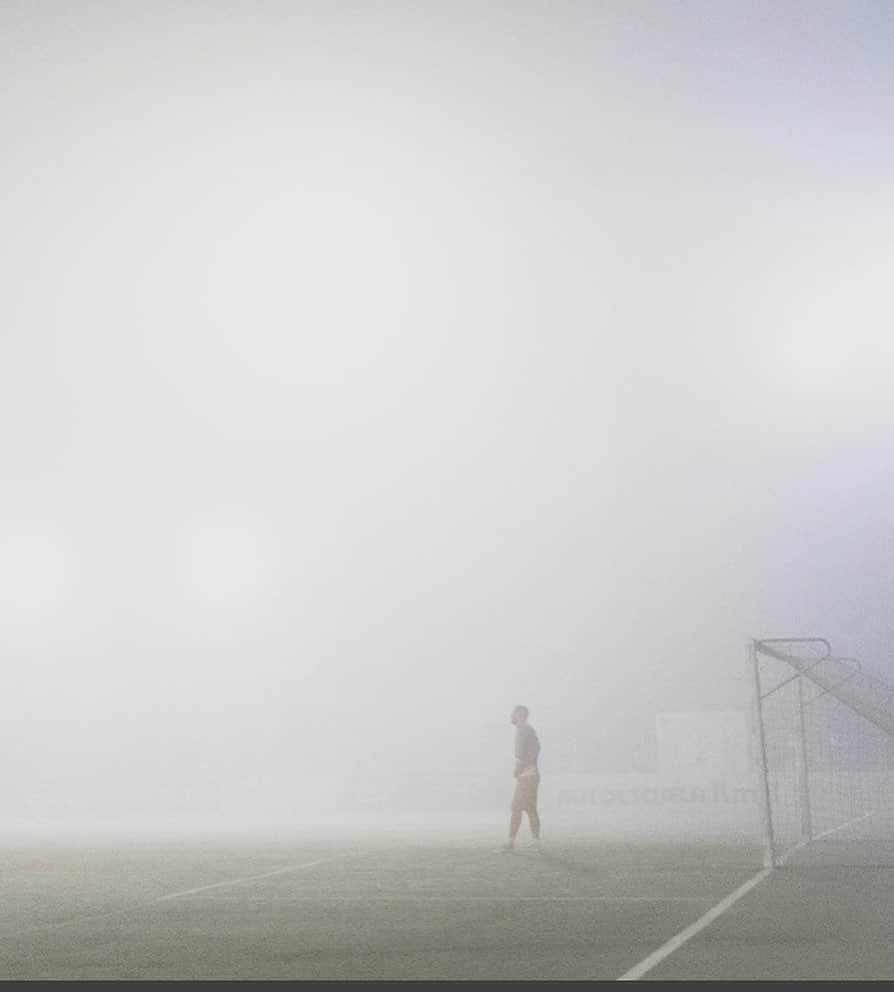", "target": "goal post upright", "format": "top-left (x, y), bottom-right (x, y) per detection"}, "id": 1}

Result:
top-left (748, 638), bottom-right (778, 868)
top-left (747, 635), bottom-right (894, 869)
top-left (796, 675), bottom-right (813, 843)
